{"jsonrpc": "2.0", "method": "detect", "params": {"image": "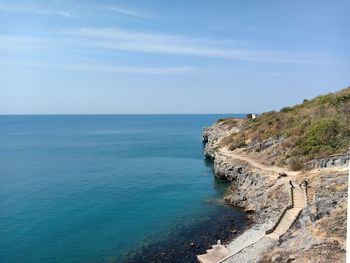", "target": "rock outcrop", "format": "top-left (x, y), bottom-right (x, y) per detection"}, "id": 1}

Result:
top-left (203, 121), bottom-right (241, 159)
top-left (306, 154), bottom-right (350, 169)
top-left (201, 119), bottom-right (348, 263)
top-left (203, 120), bottom-right (291, 226)
top-left (259, 170), bottom-right (348, 263)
